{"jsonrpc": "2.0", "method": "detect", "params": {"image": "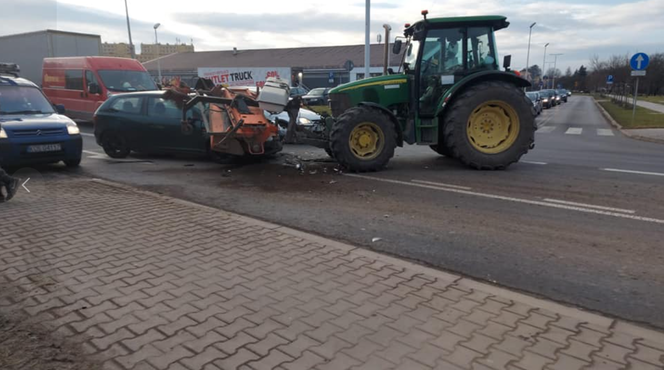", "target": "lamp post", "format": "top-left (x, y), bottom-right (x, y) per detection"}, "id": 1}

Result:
top-left (124, 0), bottom-right (135, 59)
top-left (550, 53), bottom-right (563, 89)
top-left (525, 22), bottom-right (536, 83)
top-left (542, 43), bottom-right (549, 89)
top-left (153, 23), bottom-right (162, 84)
top-left (364, 0), bottom-right (371, 80)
